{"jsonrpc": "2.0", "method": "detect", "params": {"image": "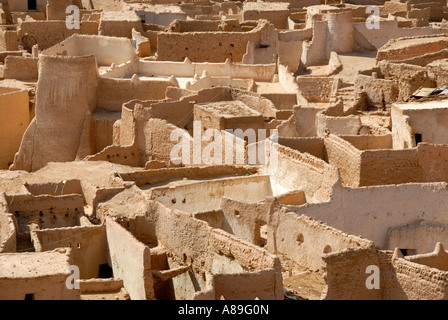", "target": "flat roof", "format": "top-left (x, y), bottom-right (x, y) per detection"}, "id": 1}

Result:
top-left (394, 99), bottom-right (448, 111)
top-left (243, 2), bottom-right (290, 11)
top-left (0, 249), bottom-right (70, 279)
top-left (195, 100), bottom-right (261, 118)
